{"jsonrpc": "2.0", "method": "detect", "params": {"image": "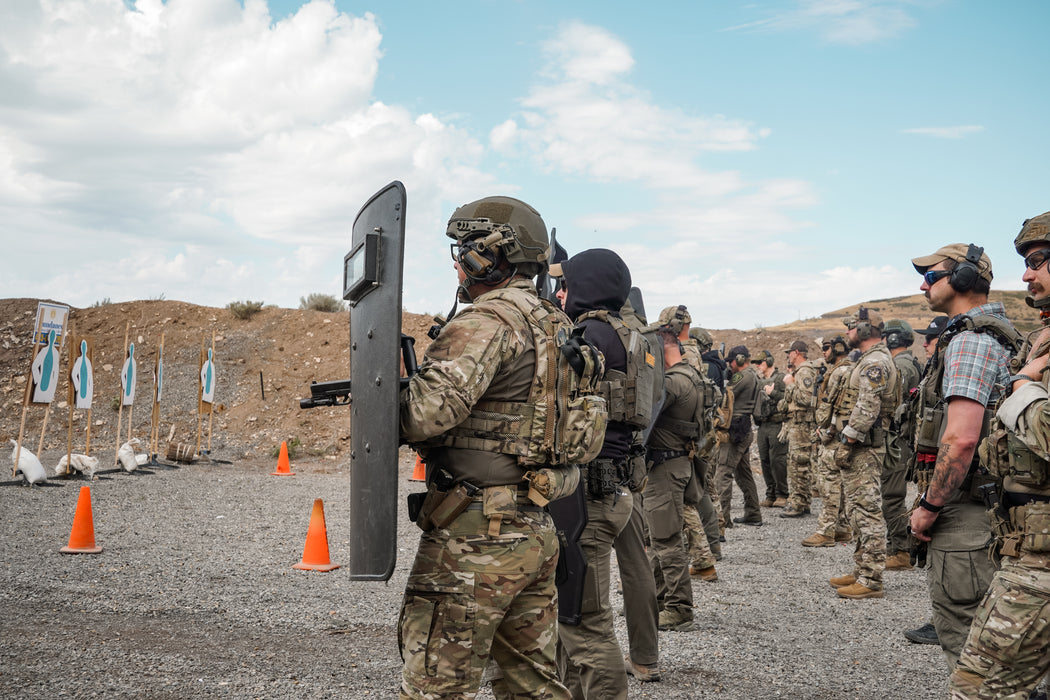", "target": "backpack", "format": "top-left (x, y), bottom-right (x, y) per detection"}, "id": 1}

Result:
top-left (575, 310), bottom-right (658, 430)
